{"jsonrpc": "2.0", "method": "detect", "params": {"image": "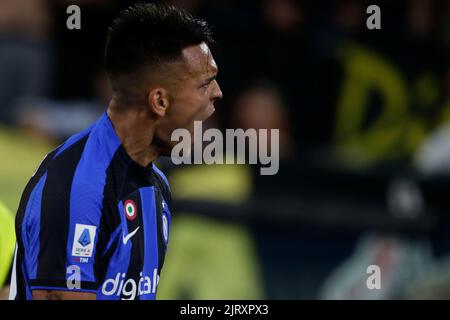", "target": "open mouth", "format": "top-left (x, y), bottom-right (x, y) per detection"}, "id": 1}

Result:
top-left (204, 105), bottom-right (215, 120)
